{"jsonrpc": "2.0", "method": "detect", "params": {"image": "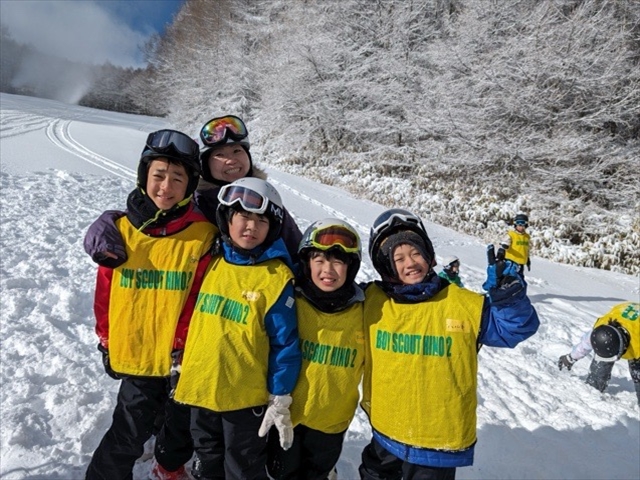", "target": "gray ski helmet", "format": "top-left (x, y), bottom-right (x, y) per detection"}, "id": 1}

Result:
top-left (216, 177), bottom-right (284, 249)
top-left (138, 129), bottom-right (201, 199)
top-left (514, 213), bottom-right (529, 227)
top-left (369, 208), bottom-right (436, 279)
top-left (298, 218), bottom-right (362, 285)
top-left (442, 255), bottom-right (460, 272)
top-left (590, 322), bottom-right (630, 362)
